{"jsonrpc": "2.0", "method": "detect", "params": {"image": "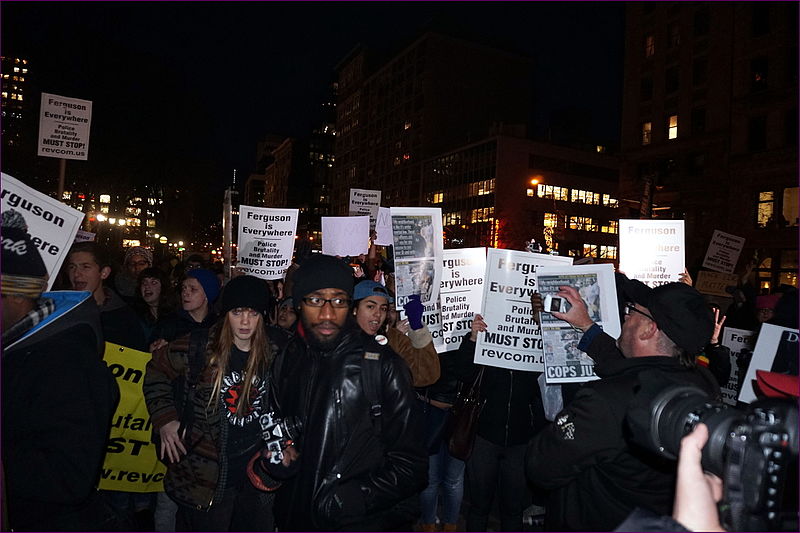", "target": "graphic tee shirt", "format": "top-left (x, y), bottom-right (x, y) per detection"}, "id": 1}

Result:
top-left (221, 345), bottom-right (267, 488)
